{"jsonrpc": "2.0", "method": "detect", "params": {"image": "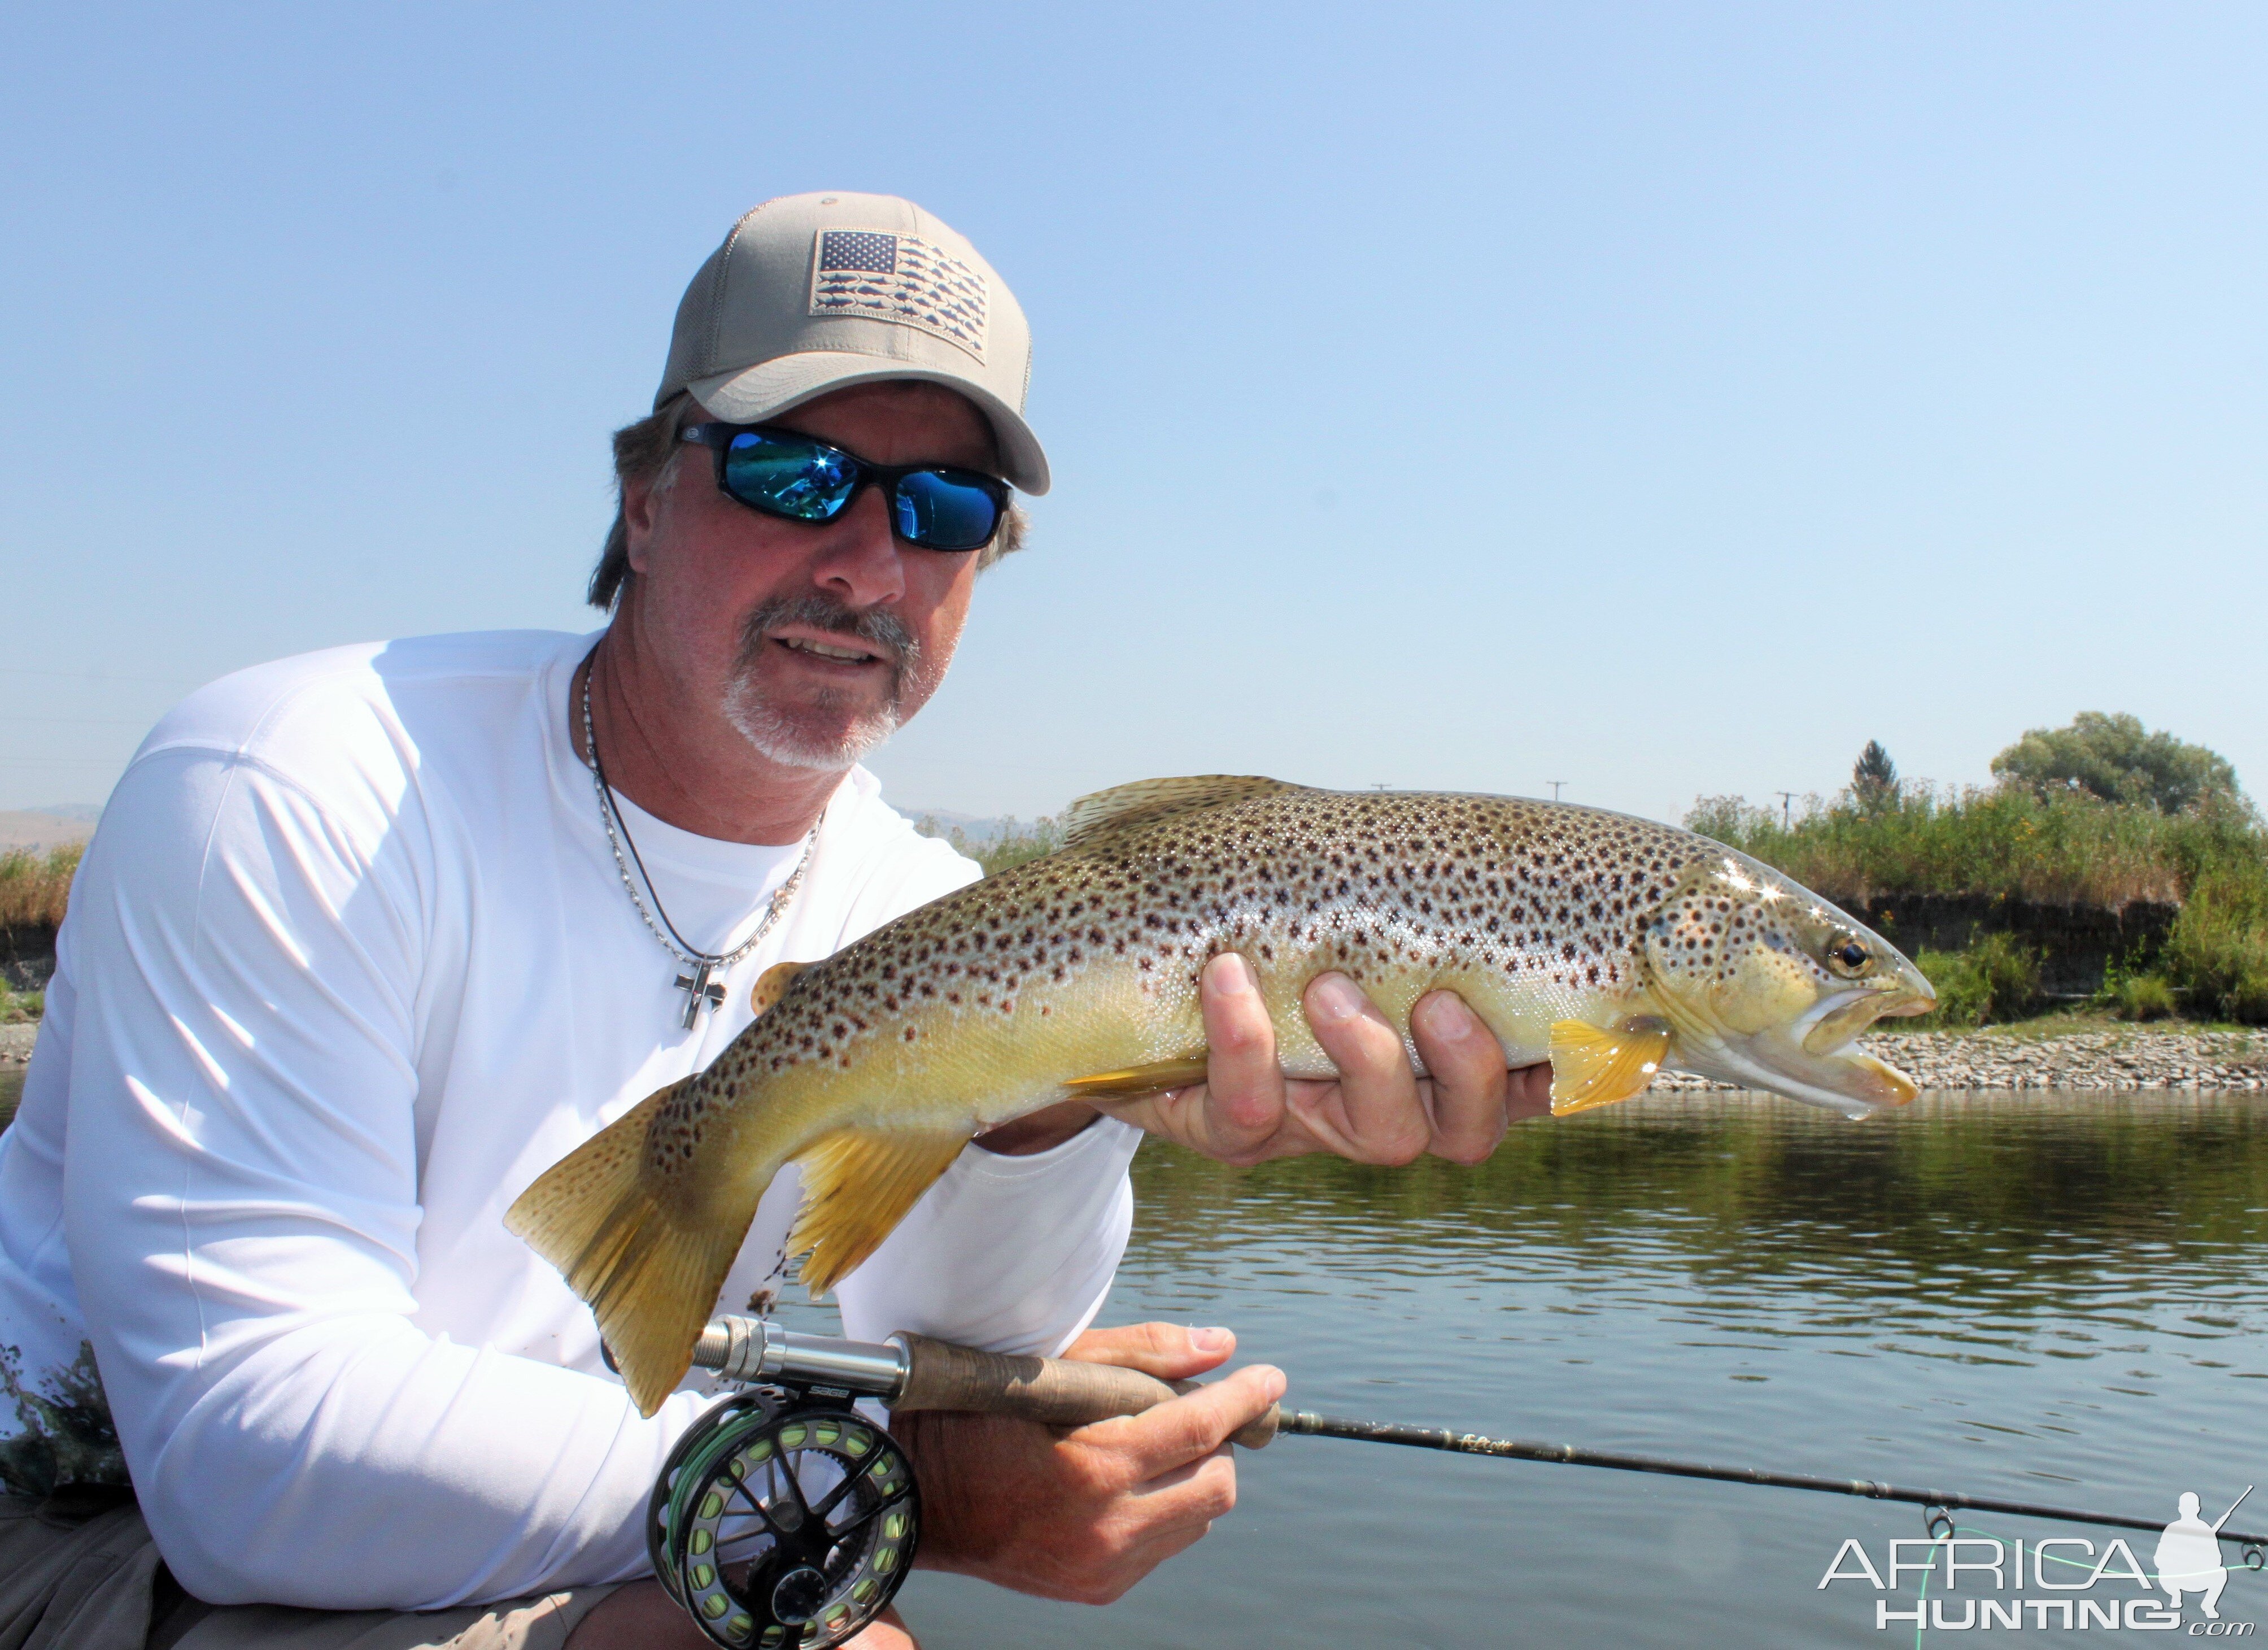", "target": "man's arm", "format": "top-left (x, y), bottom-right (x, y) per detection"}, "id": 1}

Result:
top-left (63, 747), bottom-right (696, 1609)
